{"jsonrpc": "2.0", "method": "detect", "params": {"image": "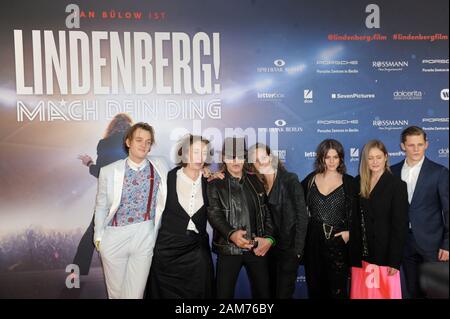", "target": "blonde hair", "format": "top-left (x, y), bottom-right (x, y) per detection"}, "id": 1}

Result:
top-left (359, 140), bottom-right (391, 198)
